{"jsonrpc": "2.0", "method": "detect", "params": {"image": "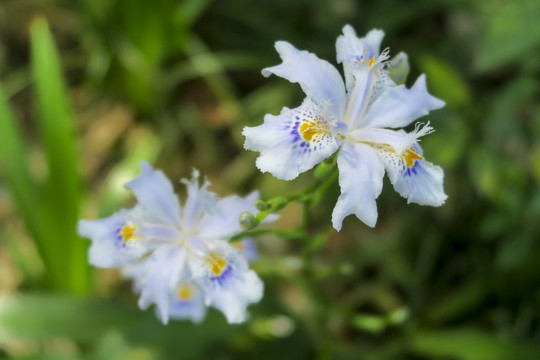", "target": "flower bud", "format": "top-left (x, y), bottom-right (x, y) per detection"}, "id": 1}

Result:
top-left (267, 196), bottom-right (288, 212)
top-left (387, 52), bottom-right (409, 85)
top-left (239, 212), bottom-right (257, 230)
top-left (255, 200), bottom-right (269, 211)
